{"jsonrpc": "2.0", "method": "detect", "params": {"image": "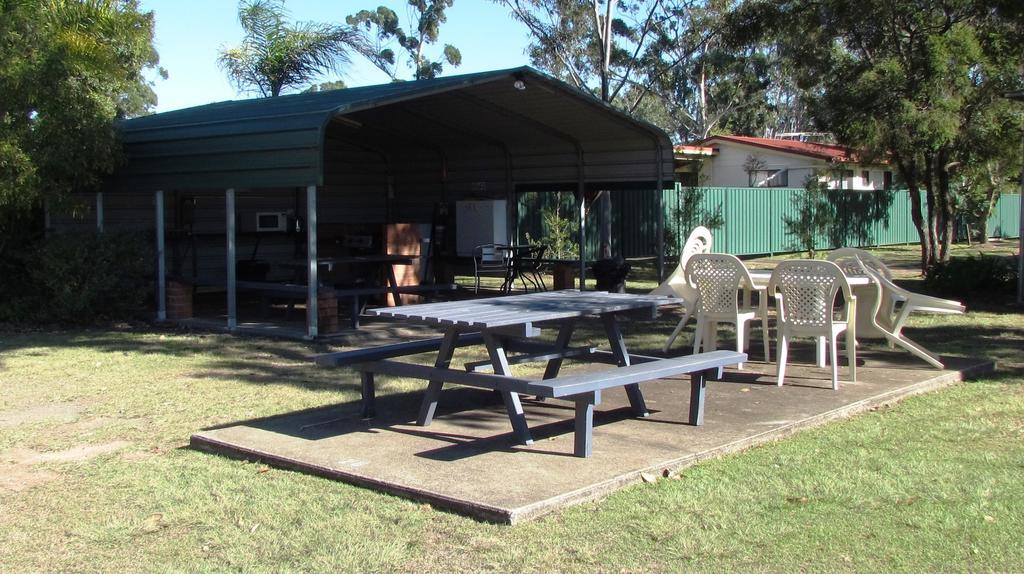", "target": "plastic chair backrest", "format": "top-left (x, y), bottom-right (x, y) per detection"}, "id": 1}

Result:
top-left (827, 248), bottom-right (891, 280)
top-left (685, 253), bottom-right (753, 315)
top-left (768, 260), bottom-right (852, 328)
top-left (680, 226), bottom-right (713, 269)
top-left (474, 244), bottom-right (507, 270)
top-left (650, 226), bottom-right (714, 297)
